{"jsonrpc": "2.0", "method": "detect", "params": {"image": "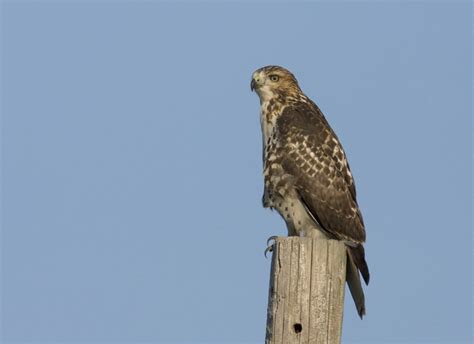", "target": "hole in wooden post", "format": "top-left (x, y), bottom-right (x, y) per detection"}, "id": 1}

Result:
top-left (293, 323), bottom-right (302, 333)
